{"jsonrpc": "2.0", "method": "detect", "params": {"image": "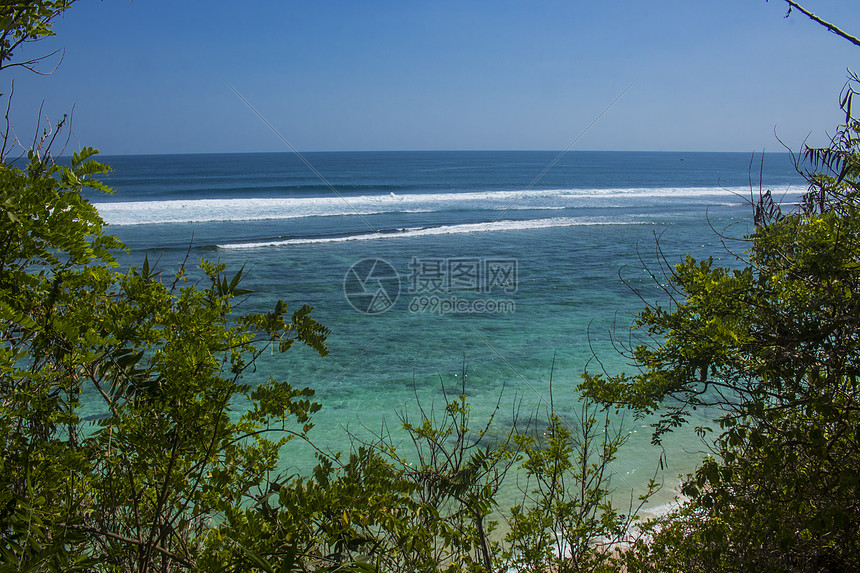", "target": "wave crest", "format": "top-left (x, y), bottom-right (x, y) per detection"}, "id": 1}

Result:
top-left (94, 186), bottom-right (759, 226)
